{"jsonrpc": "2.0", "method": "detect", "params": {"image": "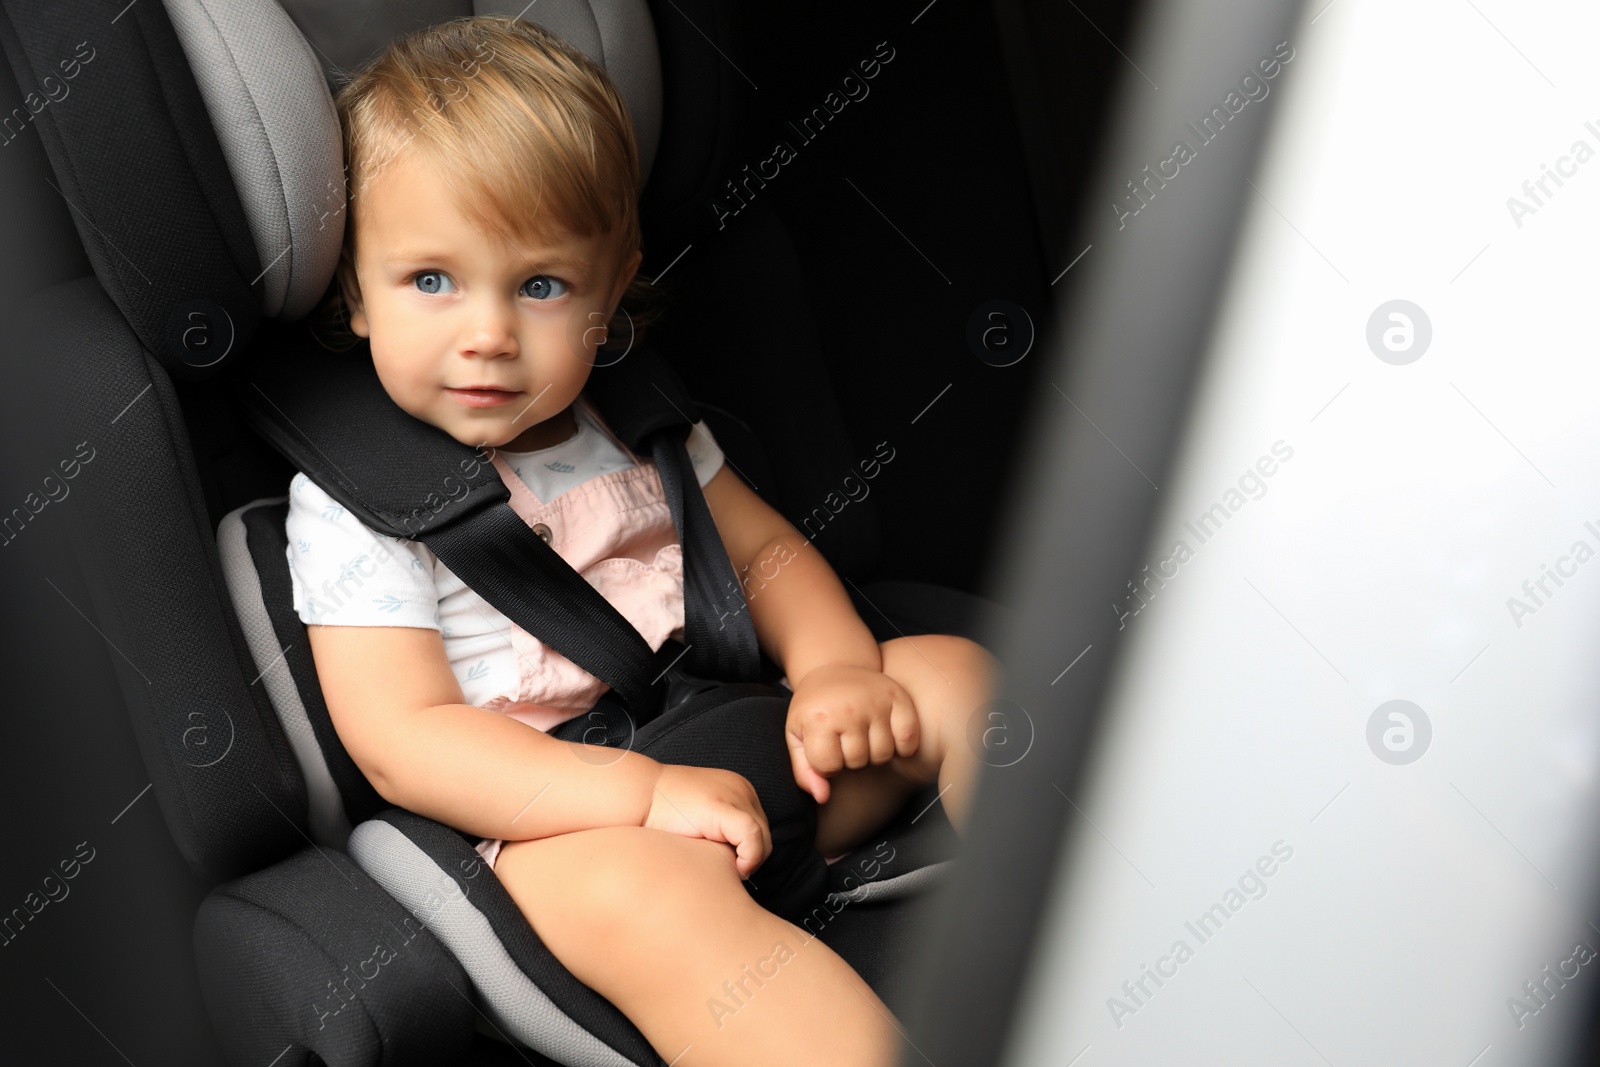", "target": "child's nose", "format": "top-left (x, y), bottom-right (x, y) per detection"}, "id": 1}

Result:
top-left (461, 297), bottom-right (519, 358)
